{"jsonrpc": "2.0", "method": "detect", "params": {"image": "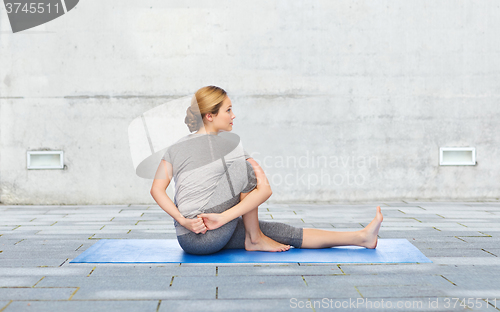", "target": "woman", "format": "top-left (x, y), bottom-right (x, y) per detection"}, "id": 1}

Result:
top-left (150, 86), bottom-right (383, 255)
